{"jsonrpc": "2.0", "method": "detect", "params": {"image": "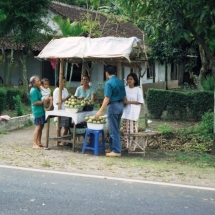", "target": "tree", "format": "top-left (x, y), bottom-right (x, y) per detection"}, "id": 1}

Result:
top-left (0, 0), bottom-right (52, 94)
top-left (117, 0), bottom-right (215, 78)
top-left (53, 15), bottom-right (85, 37)
top-left (116, 0), bottom-right (215, 153)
